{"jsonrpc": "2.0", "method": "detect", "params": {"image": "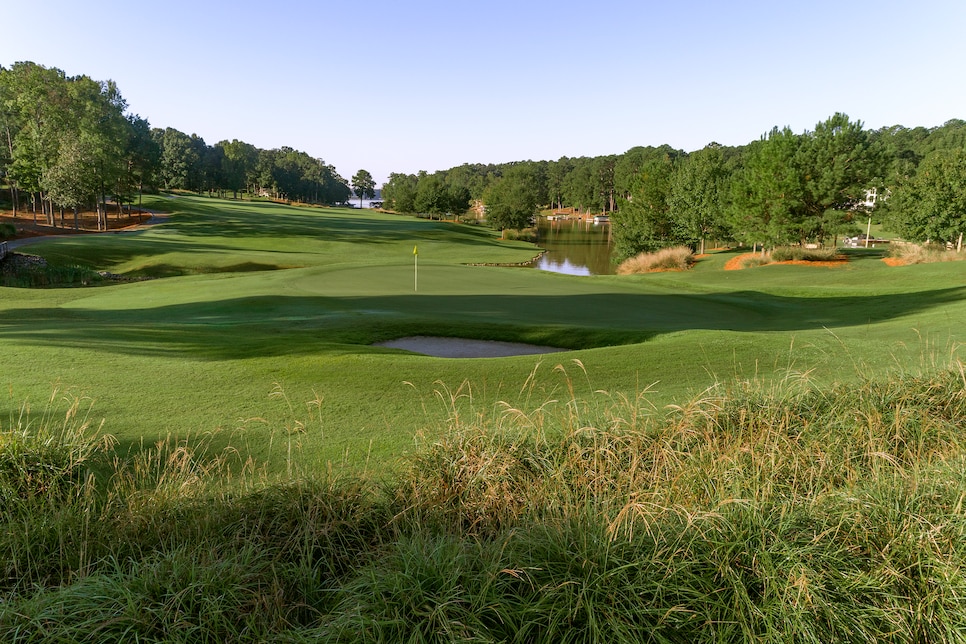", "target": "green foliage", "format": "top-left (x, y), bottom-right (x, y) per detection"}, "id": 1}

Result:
top-left (731, 114), bottom-right (877, 247)
top-left (885, 148), bottom-right (966, 244)
top-left (0, 223), bottom-right (15, 239)
top-left (668, 143), bottom-right (733, 252)
top-left (483, 165), bottom-right (540, 230)
top-left (381, 171), bottom-right (418, 212)
top-left (351, 168), bottom-right (376, 206)
top-left (612, 152), bottom-right (679, 259)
